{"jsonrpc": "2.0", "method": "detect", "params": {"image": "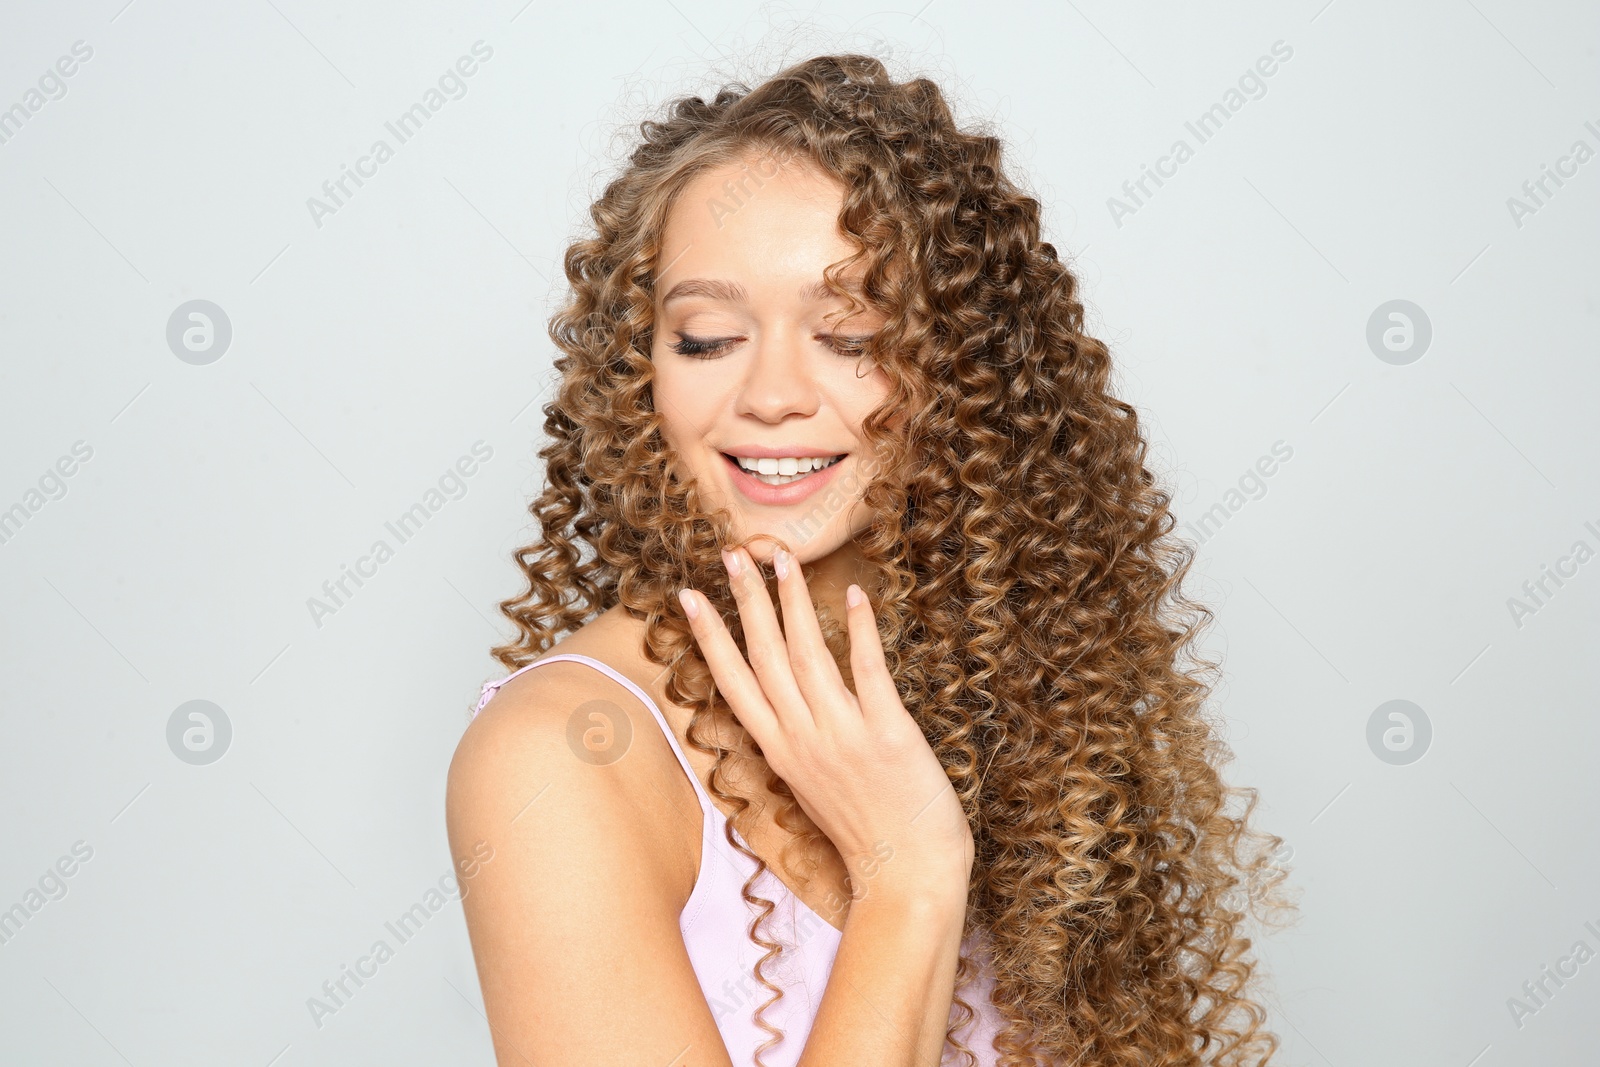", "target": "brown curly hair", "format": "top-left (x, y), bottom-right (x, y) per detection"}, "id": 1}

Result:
top-left (489, 52), bottom-right (1298, 1067)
